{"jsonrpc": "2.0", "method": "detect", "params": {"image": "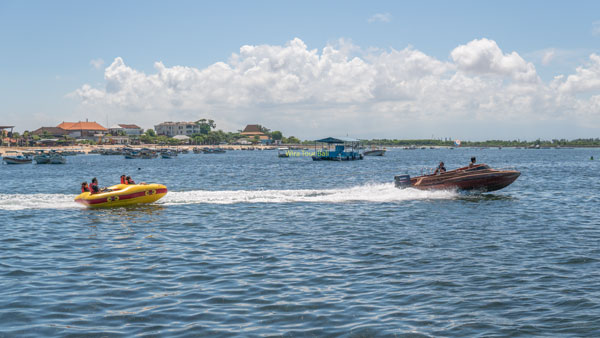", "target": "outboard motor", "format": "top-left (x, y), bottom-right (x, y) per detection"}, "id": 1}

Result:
top-left (394, 174), bottom-right (411, 188)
